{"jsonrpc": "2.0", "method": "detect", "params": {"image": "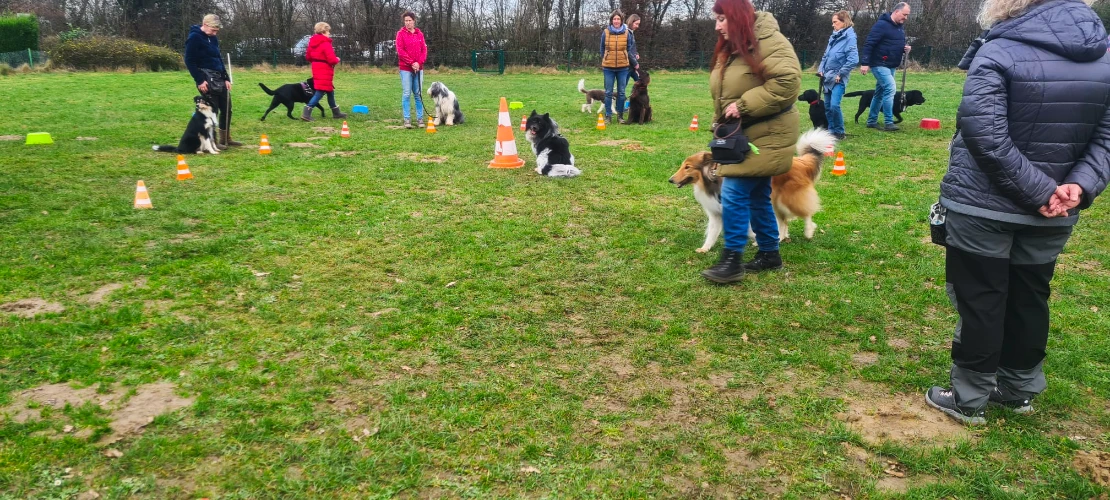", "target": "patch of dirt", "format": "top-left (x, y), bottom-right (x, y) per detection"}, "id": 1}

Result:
top-left (1074, 450), bottom-right (1110, 487)
top-left (837, 381), bottom-right (971, 446)
top-left (284, 142), bottom-right (319, 148)
top-left (312, 126), bottom-right (338, 133)
top-left (306, 136), bottom-right (332, 141)
top-left (0, 298), bottom-right (65, 318)
top-left (621, 142), bottom-right (651, 152)
top-left (84, 283), bottom-right (123, 305)
top-left (886, 338), bottom-right (911, 350)
top-left (396, 152), bottom-right (448, 163)
top-left (723, 448), bottom-right (764, 474)
top-left (384, 125), bottom-right (407, 130)
top-left (597, 354), bottom-right (635, 378)
top-left (75, 137), bottom-right (98, 141)
top-left (877, 204), bottom-right (902, 210)
top-left (851, 352), bottom-right (879, 367)
top-left (0, 135), bottom-right (22, 141)
top-left (317, 151), bottom-right (358, 158)
top-left (594, 139), bottom-right (639, 146)
top-left (168, 233), bottom-right (195, 244)
top-left (1, 382), bottom-right (194, 444)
